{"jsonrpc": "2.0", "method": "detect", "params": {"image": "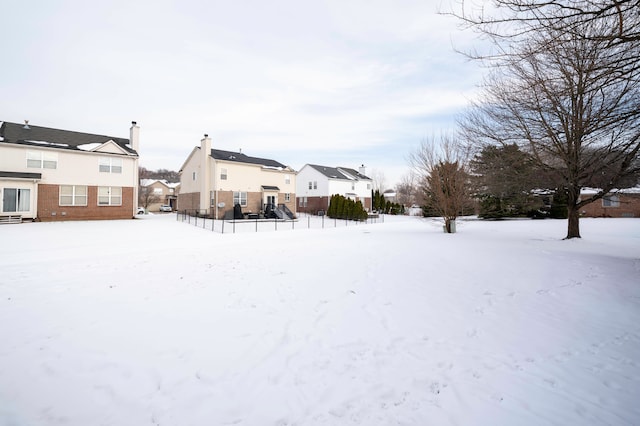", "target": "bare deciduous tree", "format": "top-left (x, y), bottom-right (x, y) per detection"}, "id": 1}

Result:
top-left (453, 1), bottom-right (640, 238)
top-left (395, 172), bottom-right (419, 207)
top-left (370, 168), bottom-right (388, 192)
top-left (139, 185), bottom-right (161, 211)
top-left (447, 0), bottom-right (640, 54)
top-left (410, 135), bottom-right (472, 233)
